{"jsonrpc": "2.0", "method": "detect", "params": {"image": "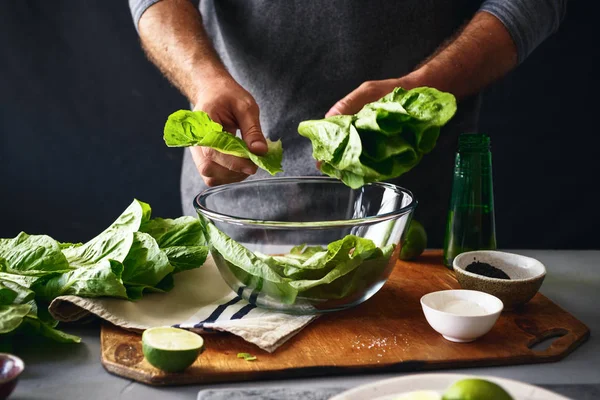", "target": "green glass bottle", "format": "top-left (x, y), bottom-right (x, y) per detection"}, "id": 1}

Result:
top-left (443, 133), bottom-right (497, 268)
